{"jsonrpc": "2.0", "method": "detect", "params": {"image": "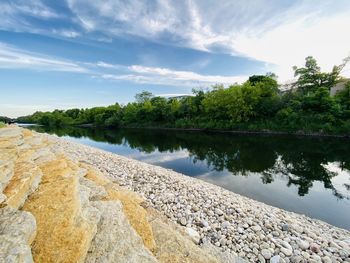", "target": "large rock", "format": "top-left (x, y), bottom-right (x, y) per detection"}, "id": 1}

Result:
top-left (0, 207), bottom-right (36, 263)
top-left (104, 185), bottom-right (157, 252)
top-left (84, 166), bottom-right (157, 252)
top-left (150, 217), bottom-right (219, 263)
top-left (22, 158), bottom-right (97, 263)
top-left (85, 200), bottom-right (158, 263)
top-left (0, 127), bottom-right (23, 149)
top-left (0, 160), bottom-right (15, 195)
top-left (0, 126), bottom-right (22, 138)
top-left (3, 161), bottom-right (42, 209)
